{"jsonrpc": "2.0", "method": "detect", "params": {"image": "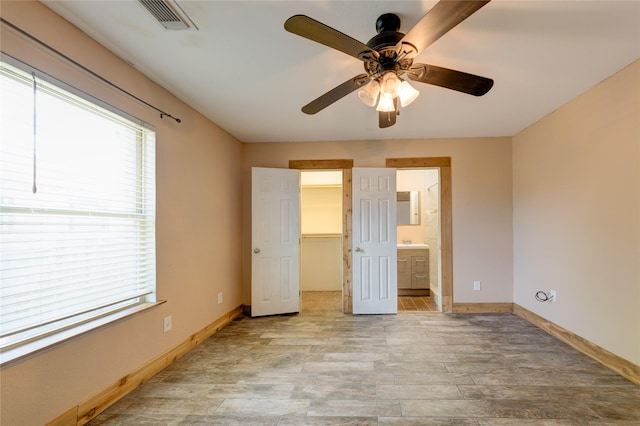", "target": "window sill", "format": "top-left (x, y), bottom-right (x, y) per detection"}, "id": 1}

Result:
top-left (0, 301), bottom-right (166, 367)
